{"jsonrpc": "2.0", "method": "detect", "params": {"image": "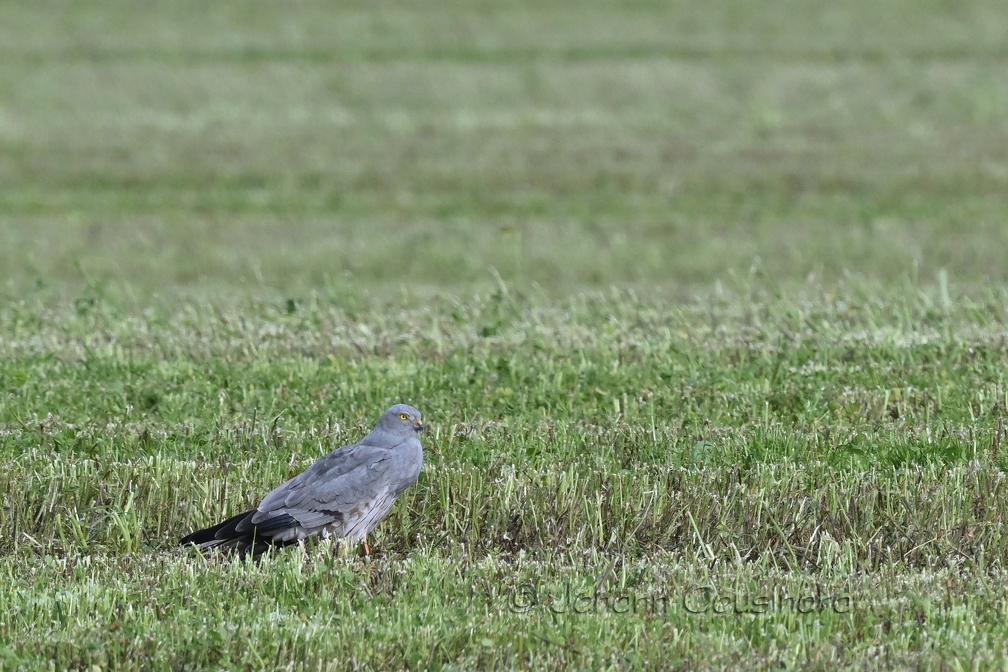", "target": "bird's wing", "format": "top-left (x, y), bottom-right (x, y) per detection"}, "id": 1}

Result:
top-left (250, 442), bottom-right (400, 531)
